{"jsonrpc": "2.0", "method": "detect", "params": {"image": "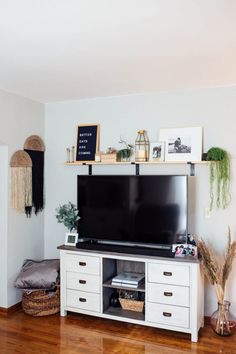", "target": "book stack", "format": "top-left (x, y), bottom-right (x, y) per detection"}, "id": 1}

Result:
top-left (111, 272), bottom-right (145, 288)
